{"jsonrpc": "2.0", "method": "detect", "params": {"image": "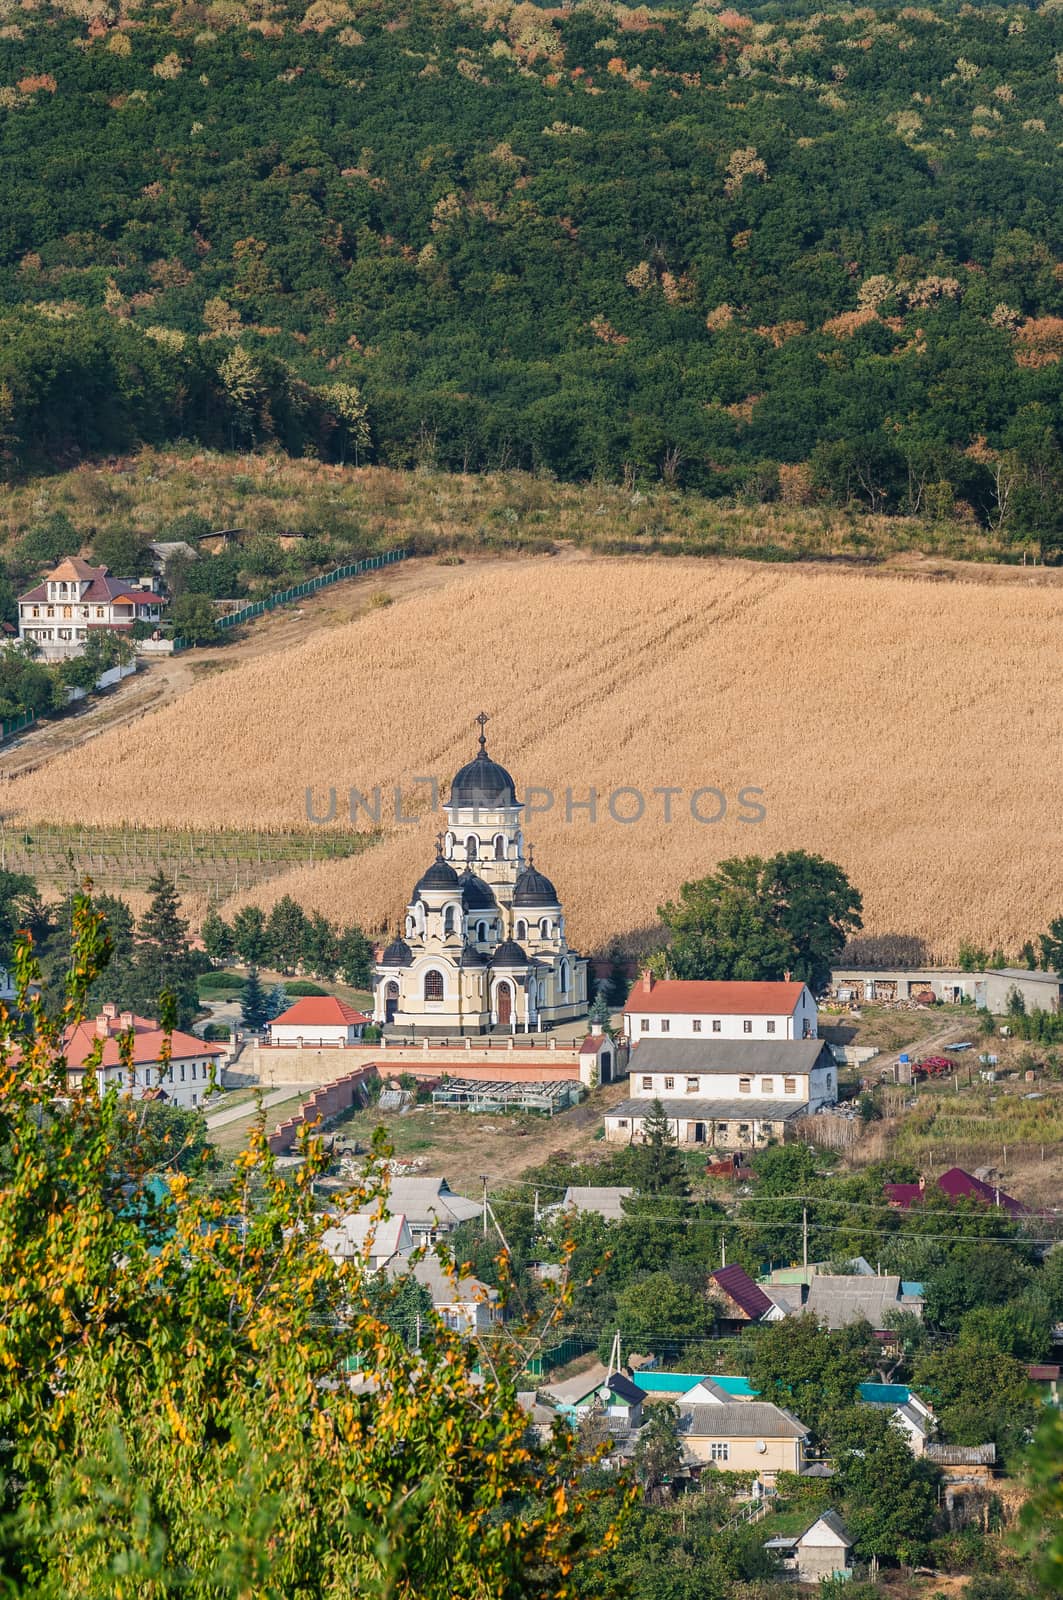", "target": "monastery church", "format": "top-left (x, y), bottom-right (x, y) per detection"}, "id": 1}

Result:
top-left (373, 717), bottom-right (589, 1035)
